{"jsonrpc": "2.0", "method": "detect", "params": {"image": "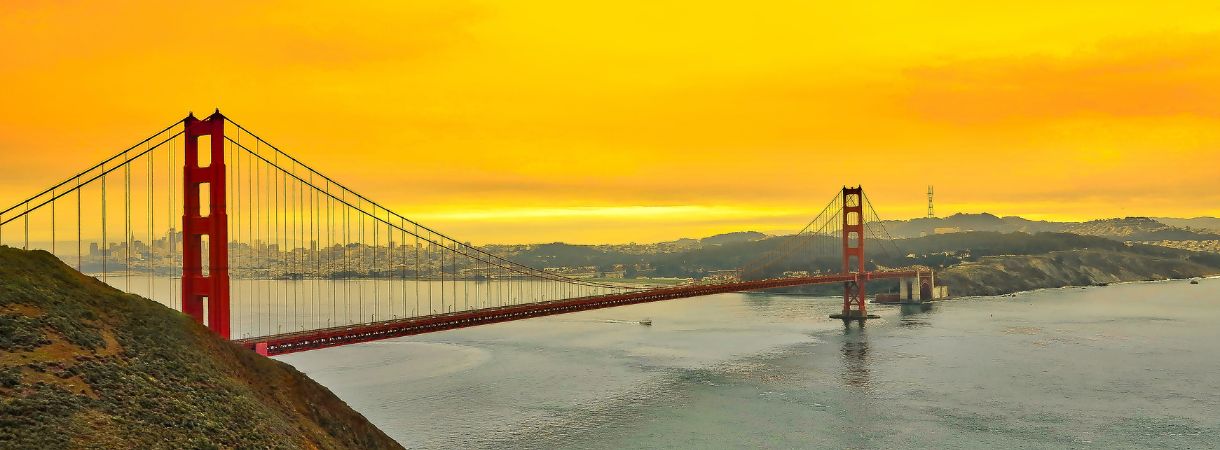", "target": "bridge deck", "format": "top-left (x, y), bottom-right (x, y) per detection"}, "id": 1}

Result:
top-left (236, 270), bottom-right (919, 356)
